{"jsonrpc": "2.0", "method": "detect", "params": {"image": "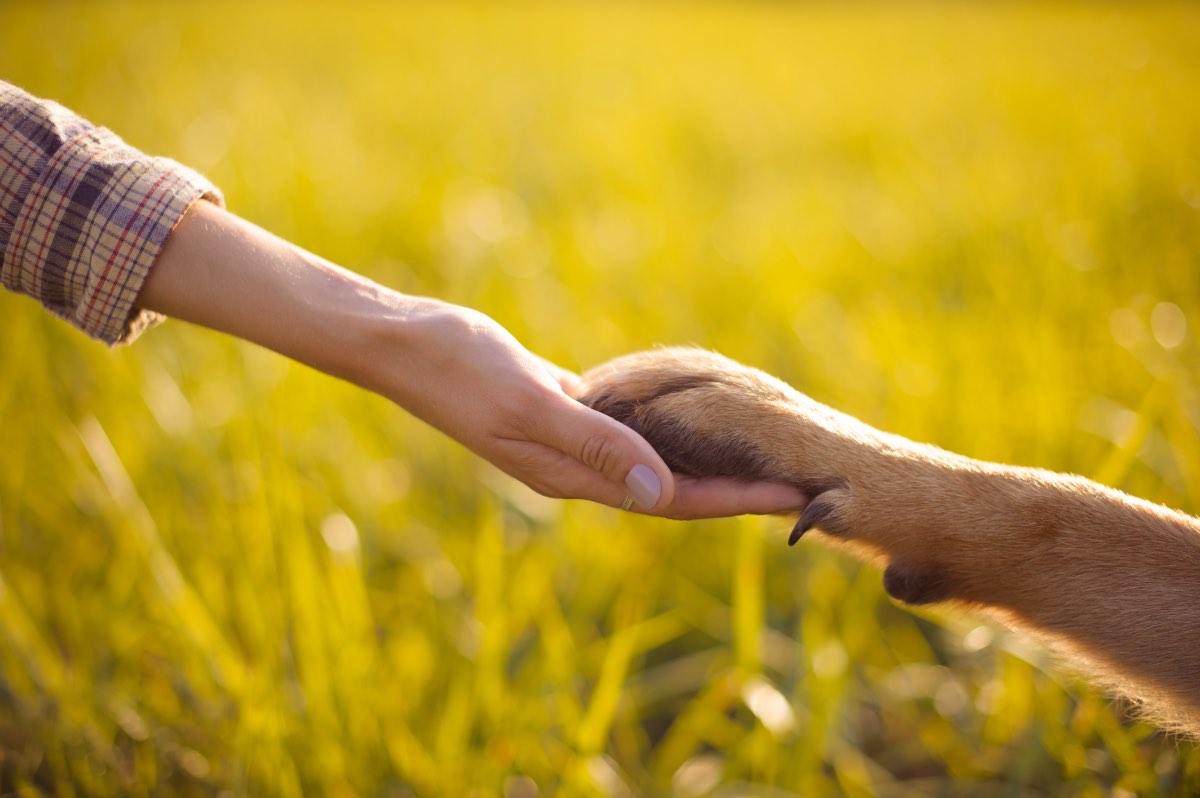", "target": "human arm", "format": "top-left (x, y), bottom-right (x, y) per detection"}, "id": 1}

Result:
top-left (137, 202), bottom-right (809, 518)
top-left (1, 80), bottom-right (806, 518)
